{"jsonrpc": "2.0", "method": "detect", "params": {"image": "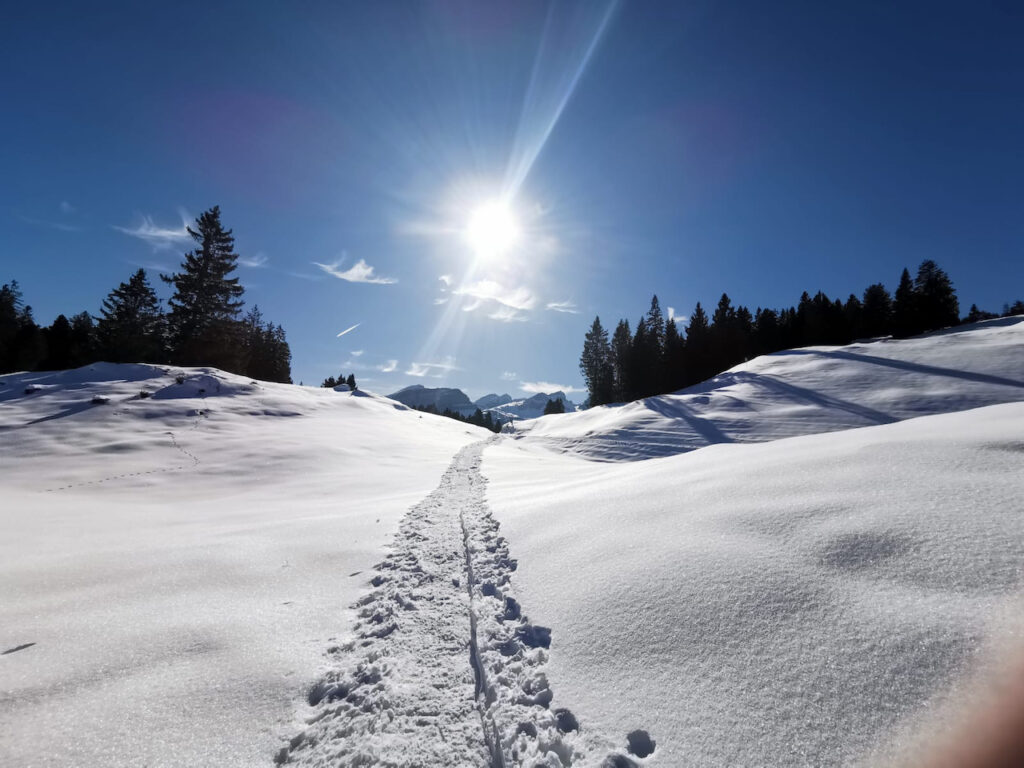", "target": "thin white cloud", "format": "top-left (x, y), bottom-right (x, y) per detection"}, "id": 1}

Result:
top-left (501, 371), bottom-right (517, 381)
top-left (351, 349), bottom-right (364, 357)
top-left (489, 306), bottom-right (528, 322)
top-left (114, 210), bottom-right (191, 250)
top-left (59, 201), bottom-right (76, 214)
top-left (439, 274), bottom-right (453, 287)
top-left (434, 297), bottom-right (449, 305)
top-left (546, 300), bottom-right (579, 314)
top-left (336, 323), bottom-right (361, 338)
top-left (378, 359), bottom-right (398, 373)
top-left (453, 280), bottom-right (536, 311)
top-left (313, 257), bottom-right (397, 285)
top-left (18, 214), bottom-right (82, 233)
top-left (520, 380), bottom-right (585, 394)
top-left (239, 252), bottom-right (269, 268)
top-left (667, 306), bottom-right (688, 325)
top-left (405, 357), bottom-right (460, 378)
